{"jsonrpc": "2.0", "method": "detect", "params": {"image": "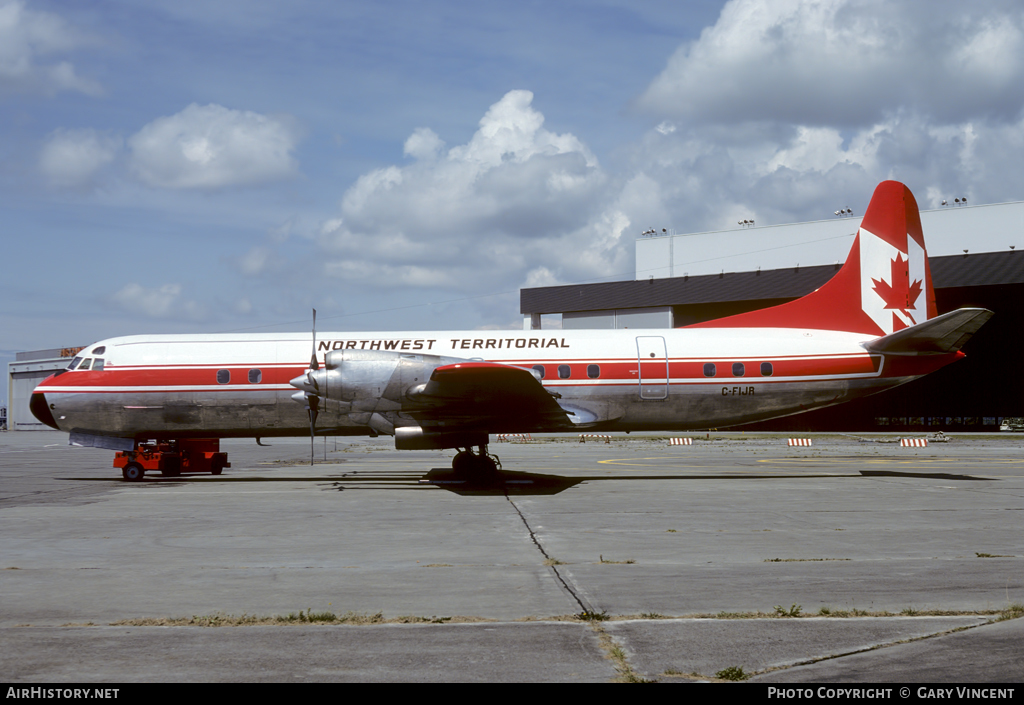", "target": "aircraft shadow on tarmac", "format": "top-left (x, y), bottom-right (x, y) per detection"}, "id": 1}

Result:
top-left (858, 470), bottom-right (992, 481)
top-left (321, 468), bottom-right (589, 496)
top-left (66, 467), bottom-right (994, 496)
top-left (322, 466), bottom-right (995, 496)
